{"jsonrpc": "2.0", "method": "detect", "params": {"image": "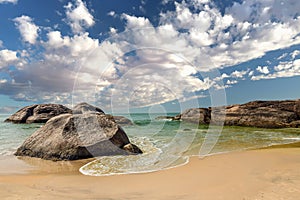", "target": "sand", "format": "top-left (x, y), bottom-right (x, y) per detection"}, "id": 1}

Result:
top-left (0, 148), bottom-right (300, 200)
